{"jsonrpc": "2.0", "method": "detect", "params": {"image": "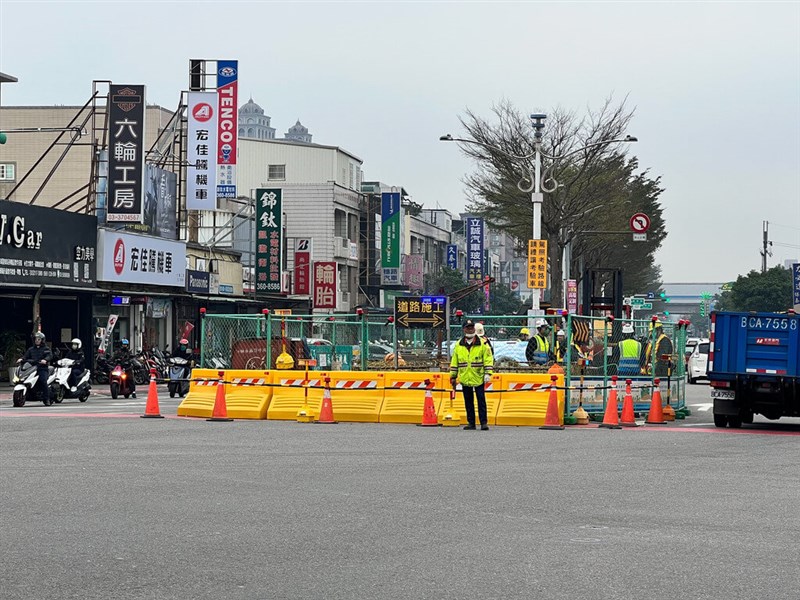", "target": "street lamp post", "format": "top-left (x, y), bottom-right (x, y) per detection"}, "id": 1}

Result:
top-left (440, 114), bottom-right (637, 313)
